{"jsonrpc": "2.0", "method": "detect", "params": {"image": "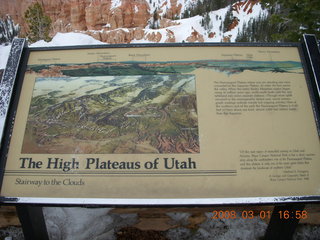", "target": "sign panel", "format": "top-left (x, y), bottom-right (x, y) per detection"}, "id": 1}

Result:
top-left (0, 44), bottom-right (319, 204)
